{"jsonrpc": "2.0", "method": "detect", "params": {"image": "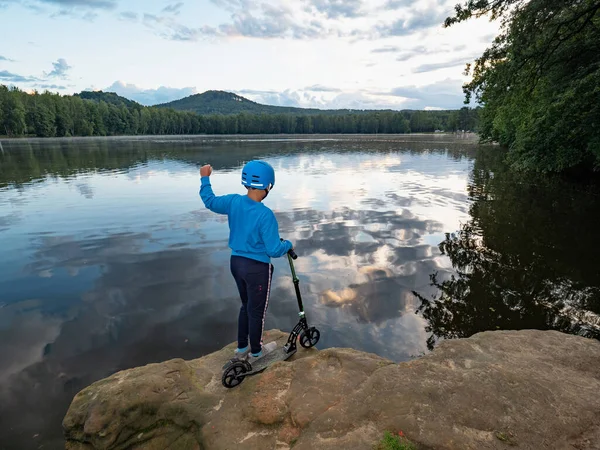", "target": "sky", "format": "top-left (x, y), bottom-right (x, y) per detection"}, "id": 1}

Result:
top-left (0, 0), bottom-right (500, 110)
